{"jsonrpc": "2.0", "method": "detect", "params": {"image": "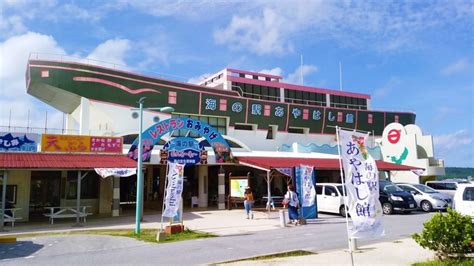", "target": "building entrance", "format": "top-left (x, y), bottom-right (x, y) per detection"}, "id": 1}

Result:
top-left (29, 171), bottom-right (61, 219)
